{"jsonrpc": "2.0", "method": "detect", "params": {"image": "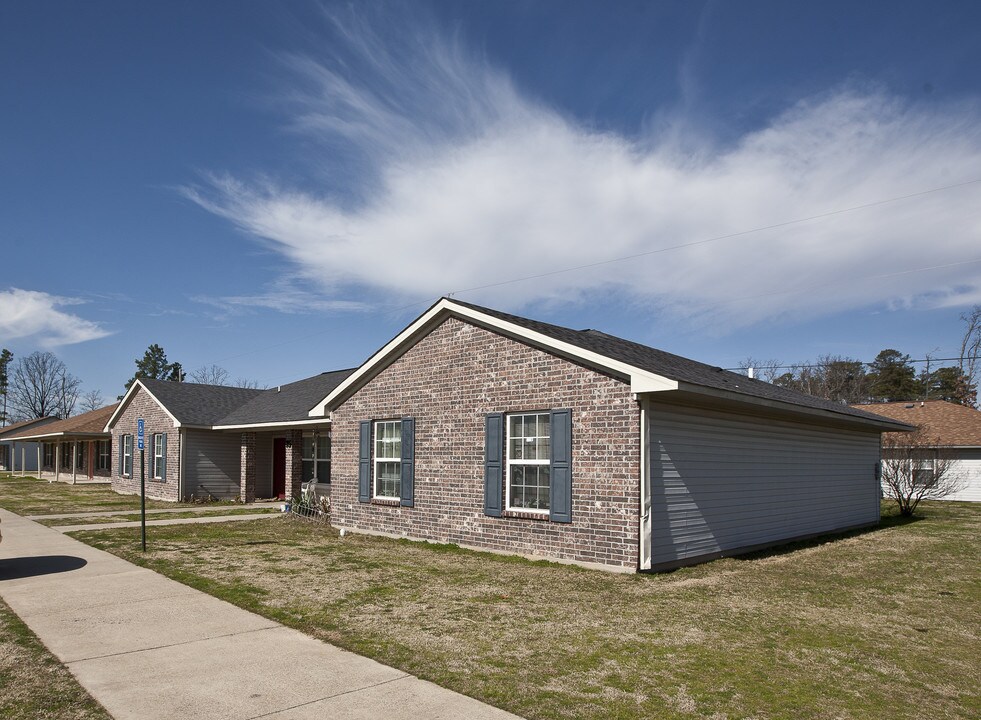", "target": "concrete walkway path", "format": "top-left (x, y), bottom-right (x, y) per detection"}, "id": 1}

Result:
top-left (26, 501), bottom-right (284, 520)
top-left (52, 512), bottom-right (282, 533)
top-left (0, 509), bottom-right (519, 720)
